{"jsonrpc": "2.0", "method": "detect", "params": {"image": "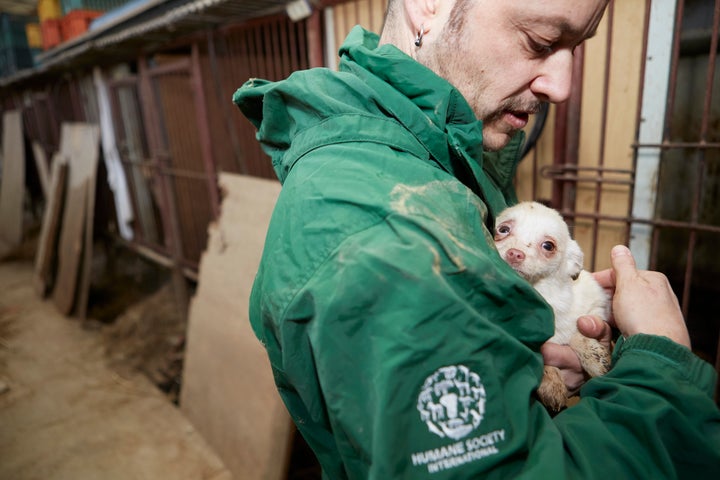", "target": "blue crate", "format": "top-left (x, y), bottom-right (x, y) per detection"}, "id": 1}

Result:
top-left (61, 0), bottom-right (134, 14)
